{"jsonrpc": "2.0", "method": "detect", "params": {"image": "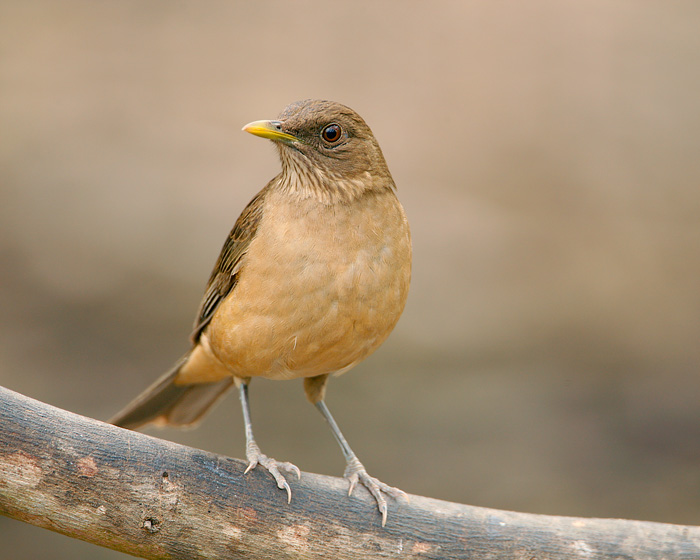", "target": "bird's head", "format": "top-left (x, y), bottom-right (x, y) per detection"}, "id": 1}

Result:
top-left (243, 100), bottom-right (394, 202)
